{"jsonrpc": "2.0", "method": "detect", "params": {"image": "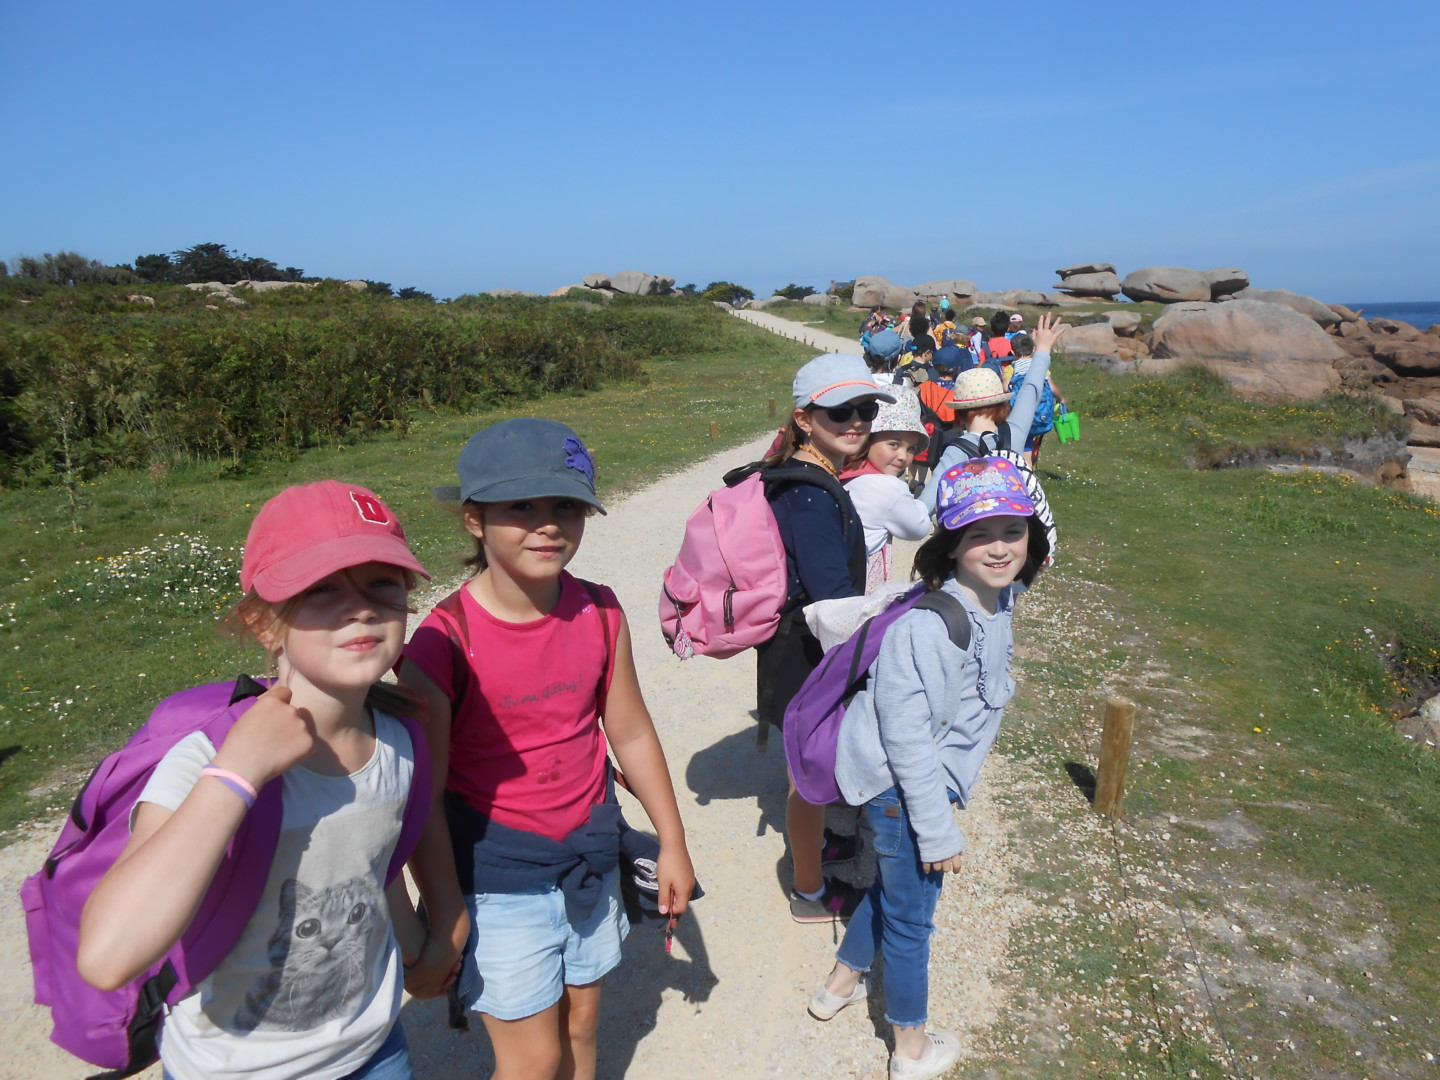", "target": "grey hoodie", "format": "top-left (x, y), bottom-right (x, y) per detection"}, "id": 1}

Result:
top-left (833, 576), bottom-right (1015, 863)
